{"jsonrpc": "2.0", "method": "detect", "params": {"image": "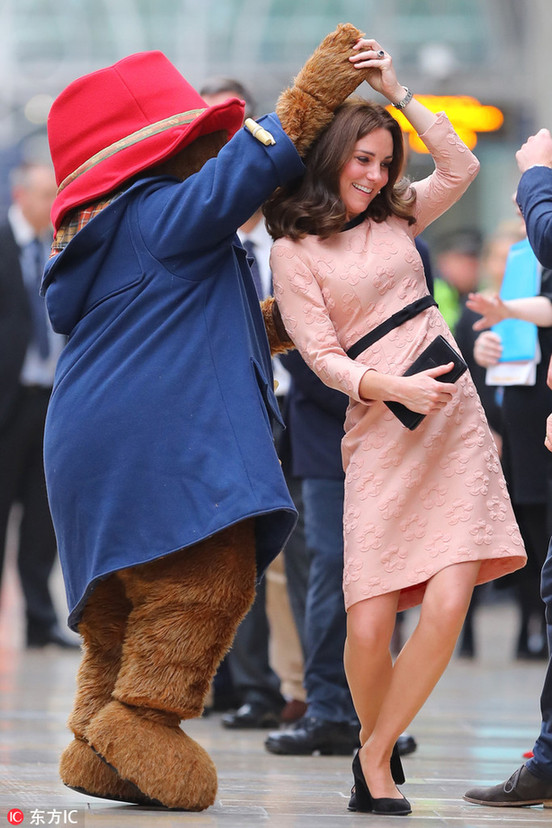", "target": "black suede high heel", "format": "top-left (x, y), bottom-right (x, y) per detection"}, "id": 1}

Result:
top-left (347, 748), bottom-right (412, 815)
top-left (371, 794), bottom-right (412, 816)
top-left (349, 745), bottom-right (405, 809)
top-left (391, 743), bottom-right (405, 785)
top-left (349, 751), bottom-right (372, 812)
